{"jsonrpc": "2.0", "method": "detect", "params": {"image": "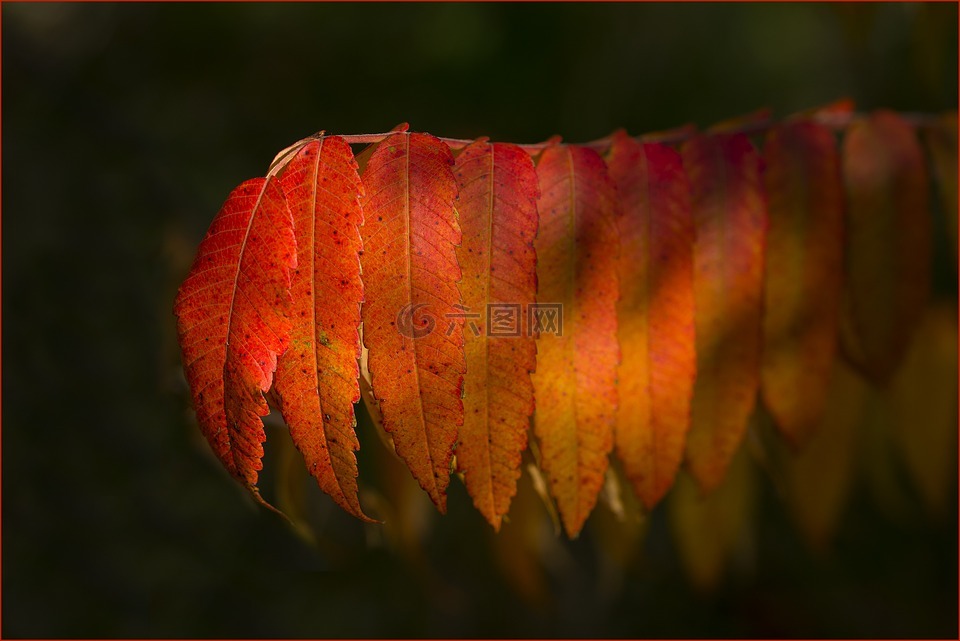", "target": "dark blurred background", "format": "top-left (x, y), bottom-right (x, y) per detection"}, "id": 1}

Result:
top-left (3, 3), bottom-right (957, 638)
